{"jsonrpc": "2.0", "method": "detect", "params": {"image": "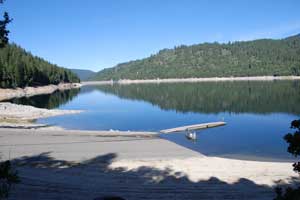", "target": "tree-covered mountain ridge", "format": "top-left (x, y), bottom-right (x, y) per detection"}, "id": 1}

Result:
top-left (0, 43), bottom-right (80, 88)
top-left (70, 69), bottom-right (96, 81)
top-left (92, 34), bottom-right (300, 80)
